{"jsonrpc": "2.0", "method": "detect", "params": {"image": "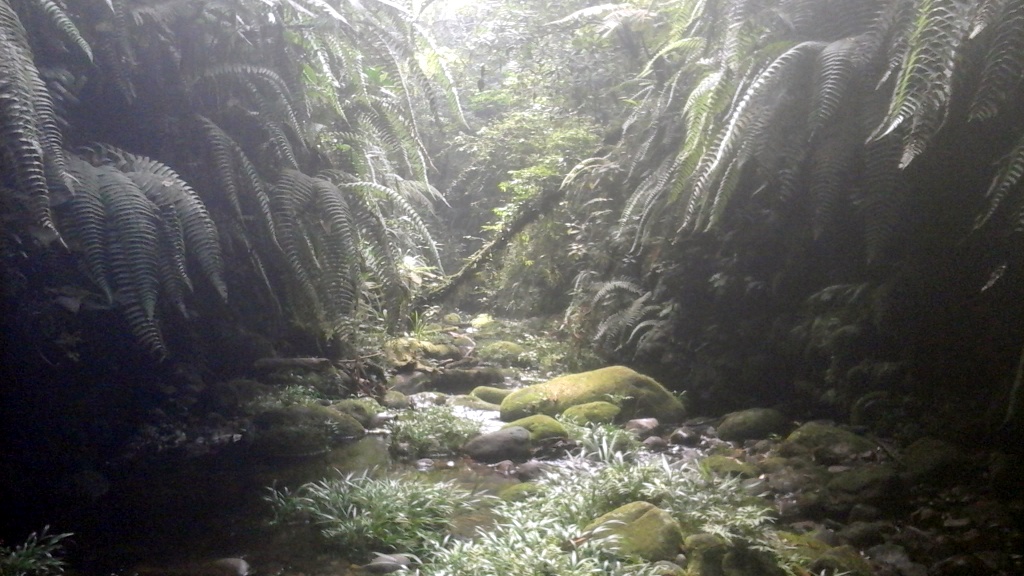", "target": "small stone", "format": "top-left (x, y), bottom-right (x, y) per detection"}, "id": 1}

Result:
top-left (643, 436), bottom-right (669, 450)
top-left (515, 459), bottom-right (550, 481)
top-left (625, 418), bottom-right (660, 438)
